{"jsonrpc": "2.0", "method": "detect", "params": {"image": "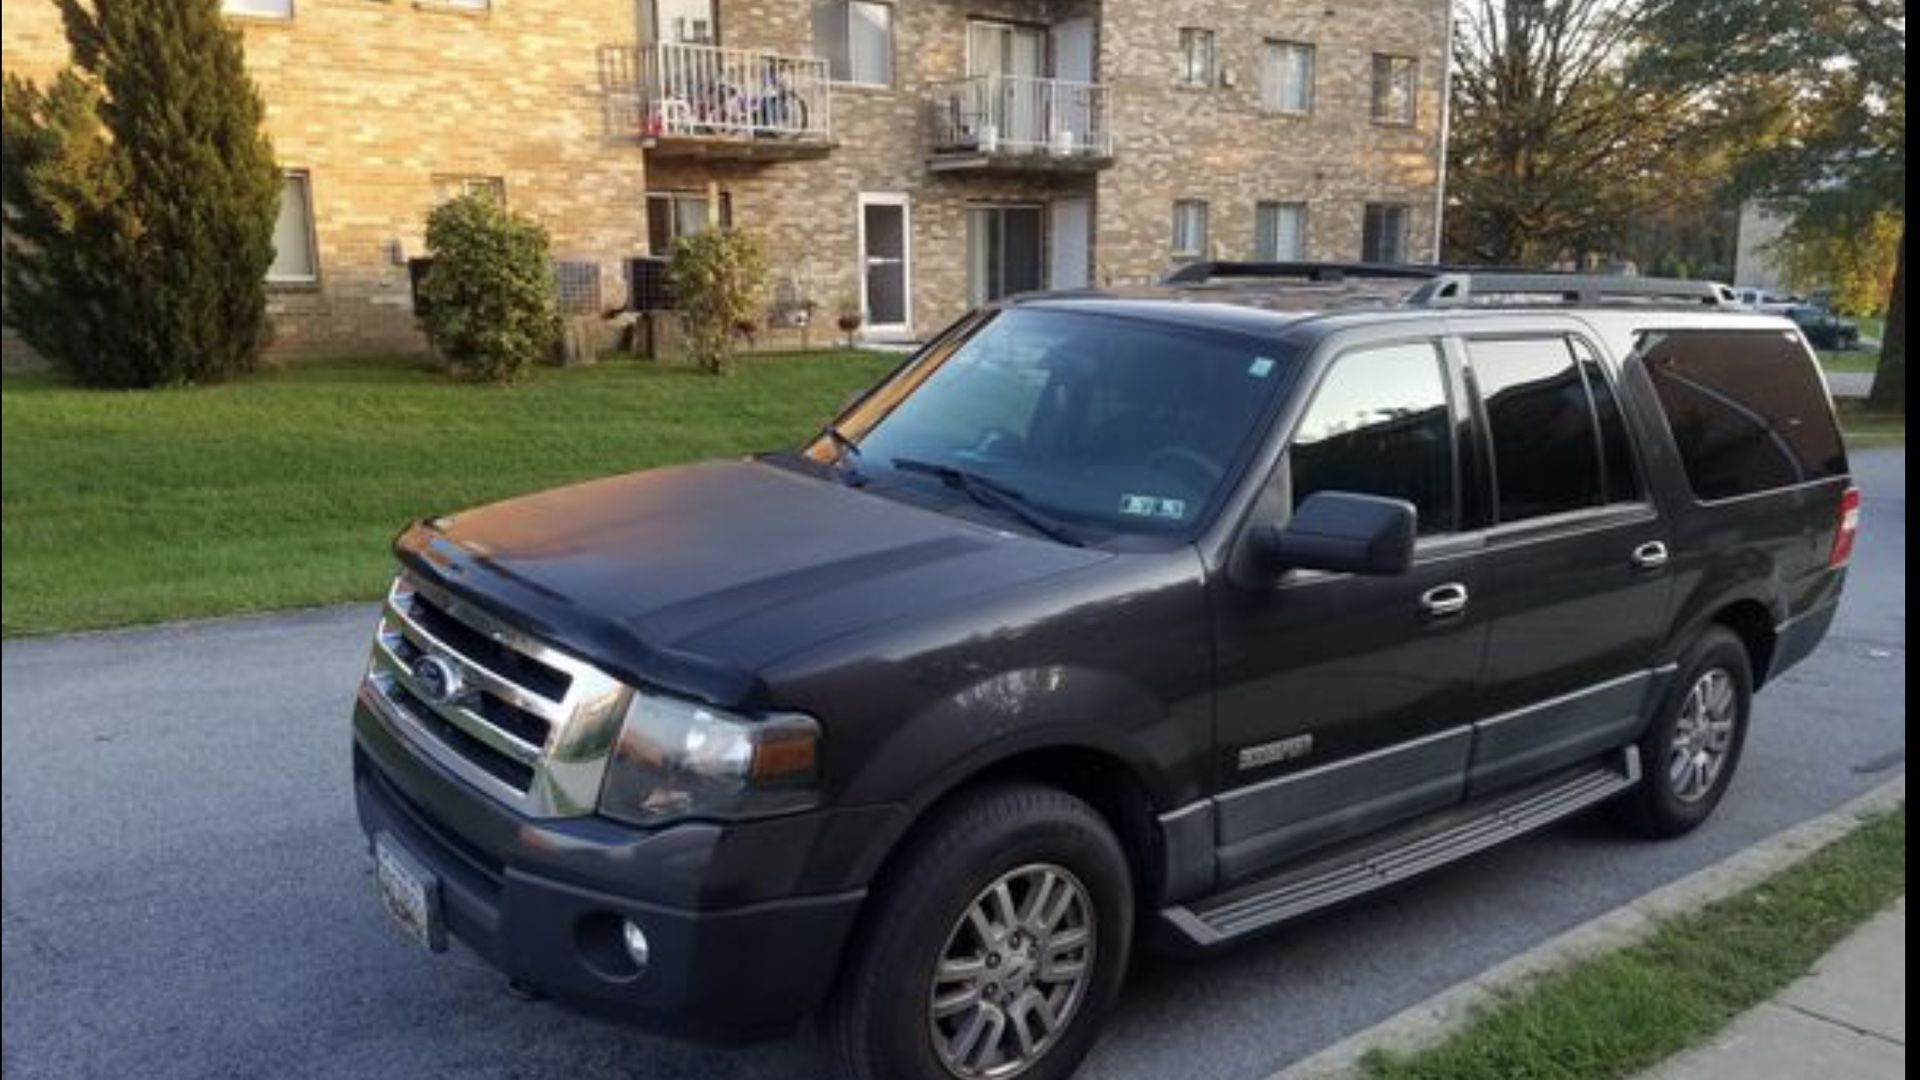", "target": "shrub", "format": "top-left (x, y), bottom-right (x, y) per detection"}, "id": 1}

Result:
top-left (666, 228), bottom-right (768, 375)
top-left (417, 193), bottom-right (560, 384)
top-left (0, 0), bottom-right (281, 388)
